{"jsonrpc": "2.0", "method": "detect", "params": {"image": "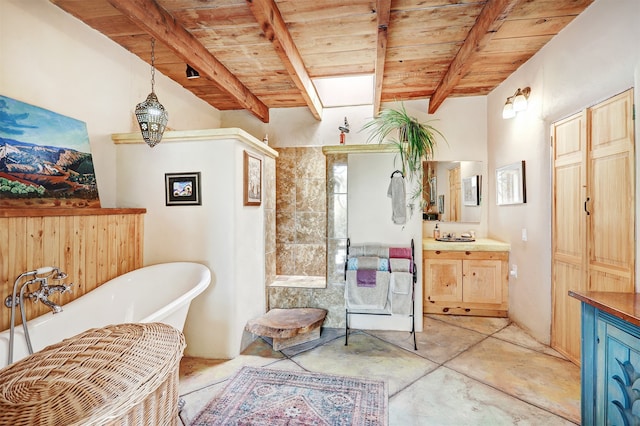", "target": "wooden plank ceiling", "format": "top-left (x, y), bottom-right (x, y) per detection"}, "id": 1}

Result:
top-left (50, 0), bottom-right (593, 122)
